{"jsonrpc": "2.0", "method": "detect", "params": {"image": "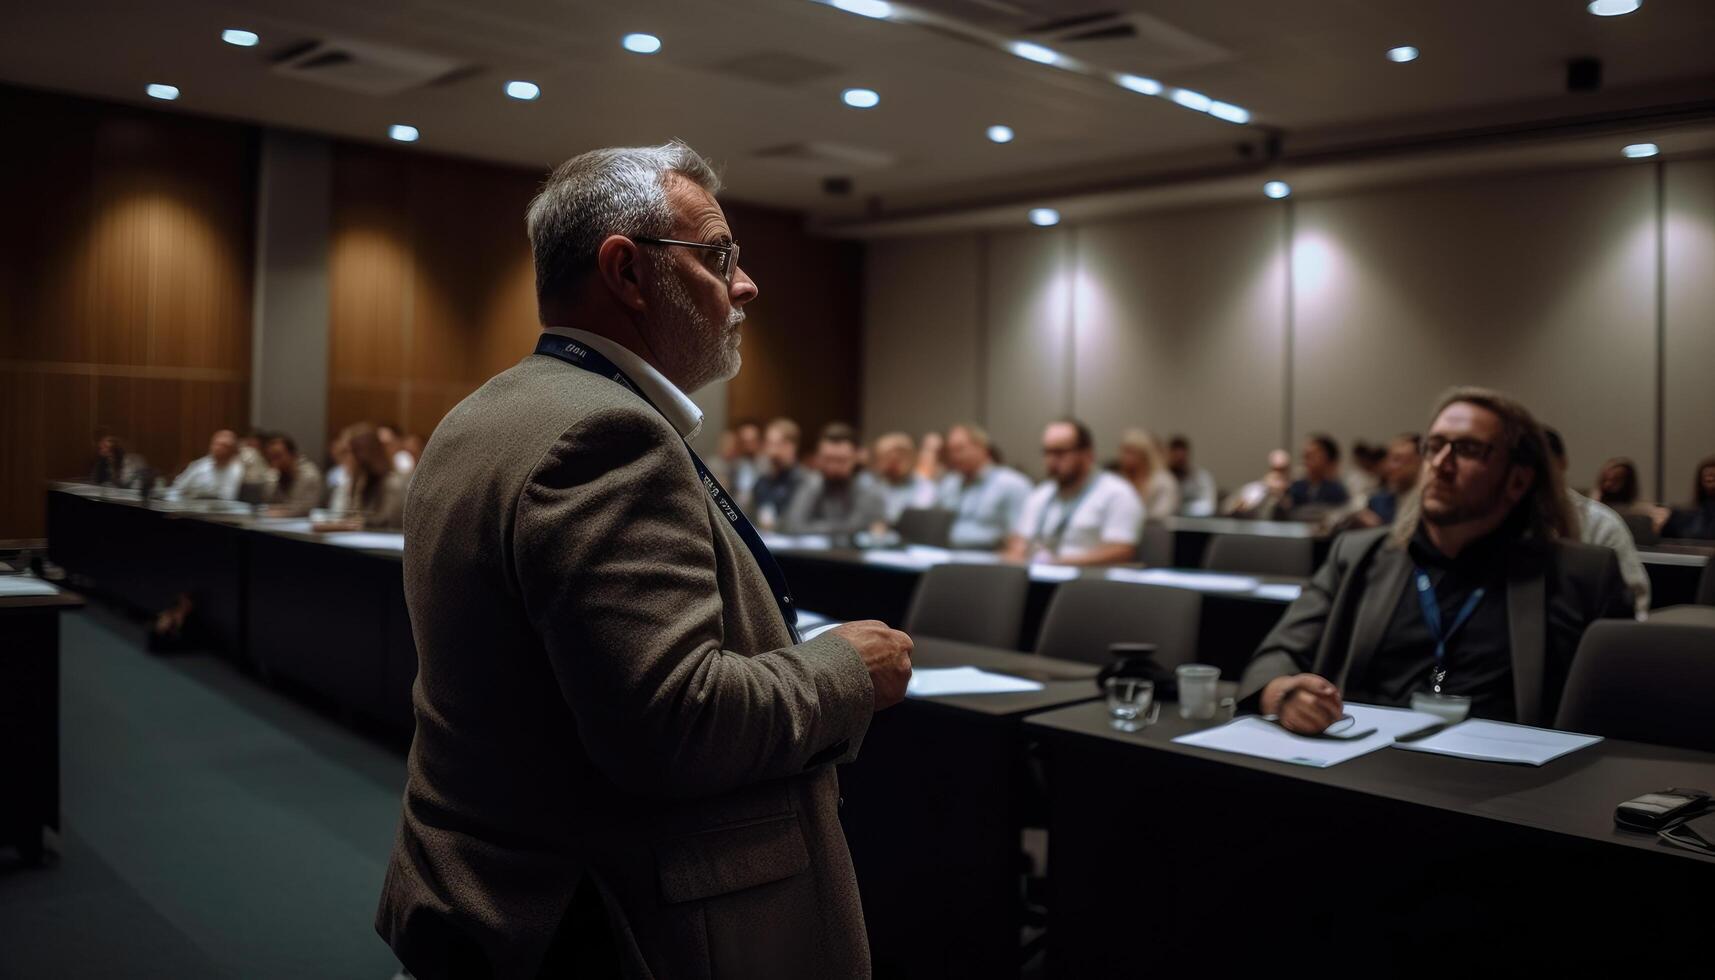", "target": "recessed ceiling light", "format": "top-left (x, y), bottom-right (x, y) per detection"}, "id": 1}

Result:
top-left (389, 124), bottom-right (420, 143)
top-left (842, 87), bottom-right (880, 109)
top-left (1264, 180), bottom-right (1291, 200)
top-left (1387, 45), bottom-right (1419, 63)
top-left (1009, 41), bottom-right (1061, 66)
top-left (1170, 88), bottom-right (1212, 112)
top-left (1623, 142), bottom-right (1659, 159)
top-left (145, 83), bottom-right (179, 101)
top-left (622, 33), bottom-right (662, 54)
top-left (505, 80), bottom-right (540, 101)
top-left (987, 124), bottom-right (1015, 144)
top-left (1208, 101), bottom-right (1251, 124)
top-left (221, 29), bottom-right (259, 47)
top-left (1028, 208), bottom-right (1061, 227)
top-left (1116, 74), bottom-right (1163, 96)
top-left (829, 0), bottom-right (893, 18)
top-left (1588, 0), bottom-right (1641, 15)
